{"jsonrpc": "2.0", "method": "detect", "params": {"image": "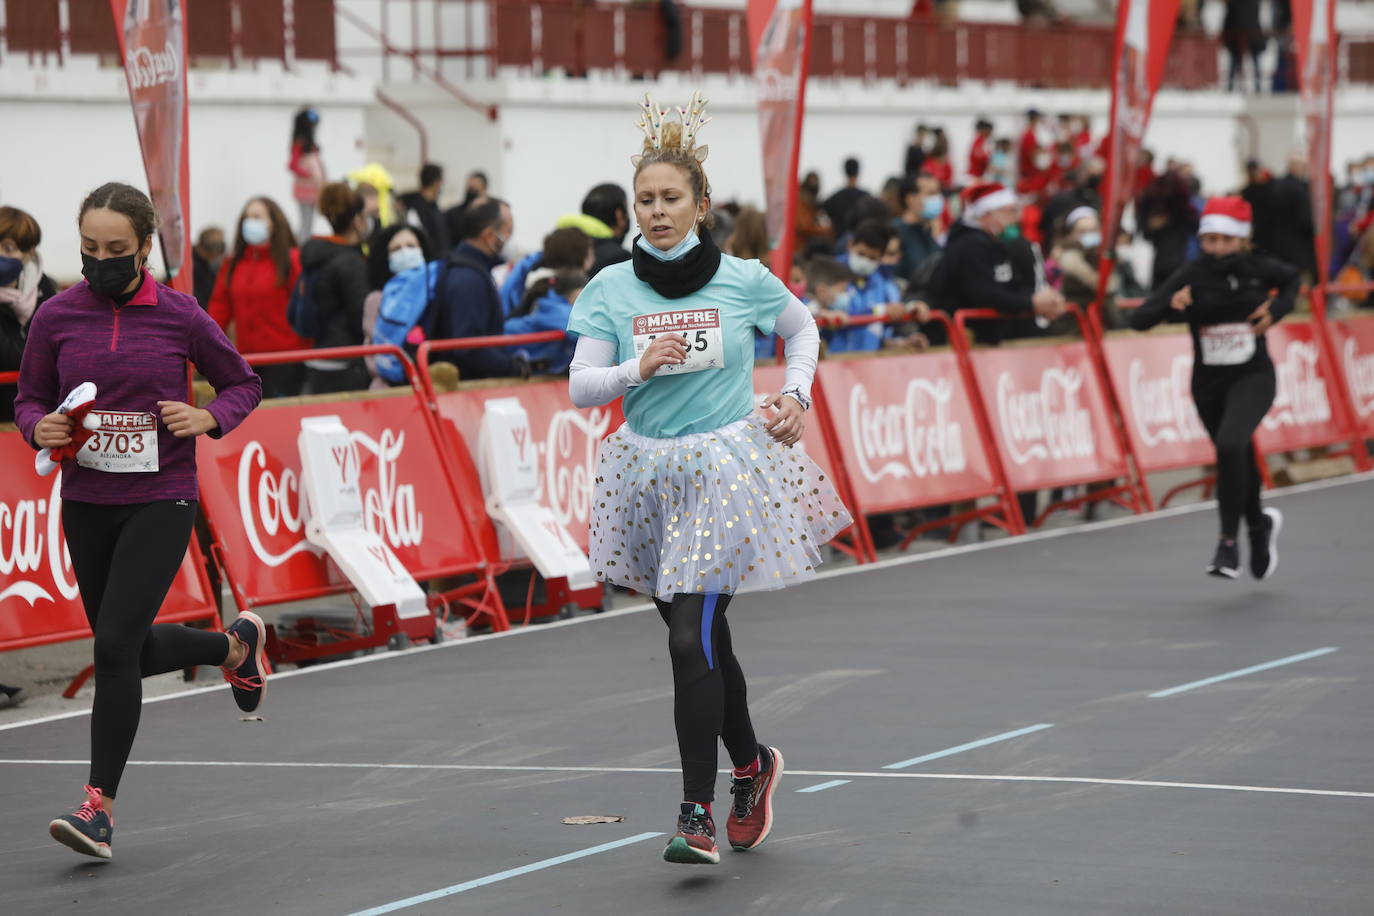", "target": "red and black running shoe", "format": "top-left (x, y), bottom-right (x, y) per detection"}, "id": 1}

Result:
top-left (663, 803), bottom-right (720, 865)
top-left (727, 745), bottom-right (784, 851)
